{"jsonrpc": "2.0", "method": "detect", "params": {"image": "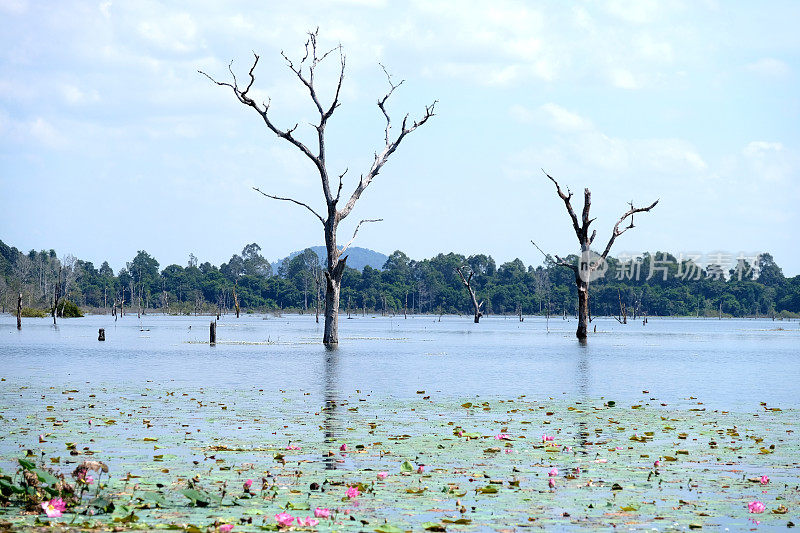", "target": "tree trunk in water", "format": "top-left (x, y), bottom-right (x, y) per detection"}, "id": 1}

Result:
top-left (323, 273), bottom-right (341, 346)
top-left (322, 213), bottom-right (348, 347)
top-left (576, 279), bottom-right (589, 340)
top-left (474, 313), bottom-right (480, 323)
top-left (16, 292), bottom-right (22, 330)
